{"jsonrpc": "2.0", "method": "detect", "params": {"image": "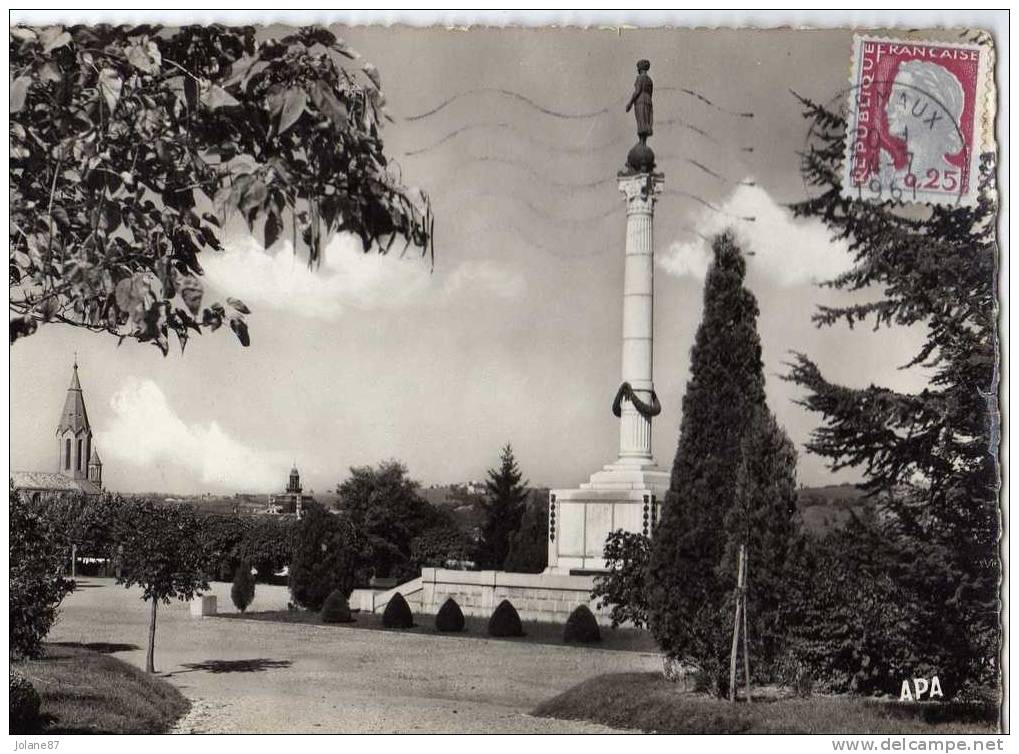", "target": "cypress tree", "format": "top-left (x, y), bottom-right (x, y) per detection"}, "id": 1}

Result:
top-left (478, 444), bottom-right (529, 569)
top-left (647, 231), bottom-right (767, 689)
